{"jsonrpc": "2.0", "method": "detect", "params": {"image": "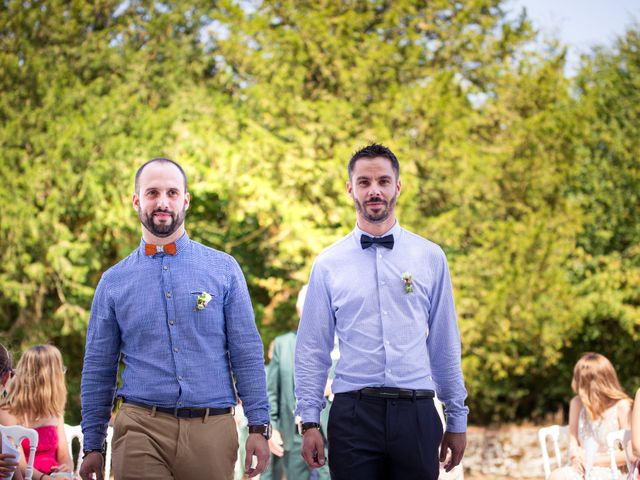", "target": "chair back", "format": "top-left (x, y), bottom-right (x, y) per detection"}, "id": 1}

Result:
top-left (64, 424), bottom-right (113, 479)
top-left (105, 426), bottom-right (114, 480)
top-left (538, 424), bottom-right (569, 479)
top-left (606, 428), bottom-right (632, 479)
top-left (63, 423), bottom-right (84, 477)
top-left (0, 425), bottom-right (39, 480)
